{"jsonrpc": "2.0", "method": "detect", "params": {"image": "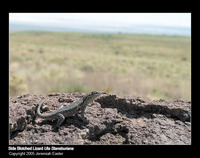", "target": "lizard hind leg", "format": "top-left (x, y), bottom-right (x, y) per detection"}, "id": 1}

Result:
top-left (55, 113), bottom-right (65, 128)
